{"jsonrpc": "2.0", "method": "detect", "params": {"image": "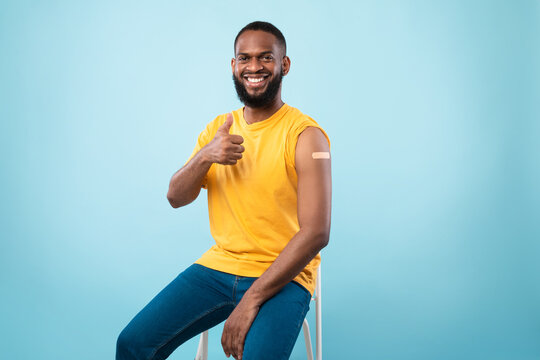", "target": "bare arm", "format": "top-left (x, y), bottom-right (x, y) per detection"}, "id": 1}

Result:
top-left (242, 126), bottom-right (331, 300)
top-left (166, 151), bottom-right (212, 208)
top-left (167, 113), bottom-right (245, 208)
top-left (221, 126), bottom-right (331, 359)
